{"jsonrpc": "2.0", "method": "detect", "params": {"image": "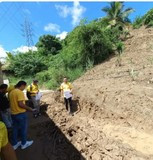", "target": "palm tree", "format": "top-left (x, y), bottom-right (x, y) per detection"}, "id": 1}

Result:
top-left (102, 2), bottom-right (134, 29)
